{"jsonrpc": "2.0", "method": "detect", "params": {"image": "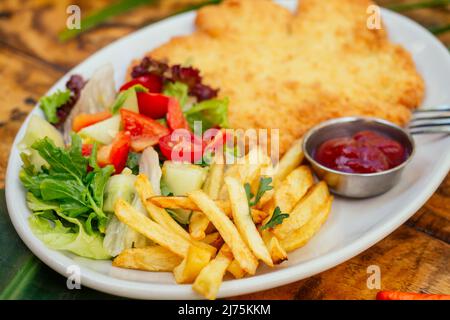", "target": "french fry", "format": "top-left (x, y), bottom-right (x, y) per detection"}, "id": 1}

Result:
top-left (261, 230), bottom-right (288, 265)
top-left (115, 199), bottom-right (190, 257)
top-left (201, 232), bottom-right (224, 249)
top-left (280, 197), bottom-right (333, 252)
top-left (238, 147), bottom-right (271, 185)
top-left (225, 176), bottom-right (273, 267)
top-left (227, 260), bottom-right (246, 279)
top-left (112, 246), bottom-right (182, 272)
top-left (219, 147), bottom-right (271, 200)
top-left (135, 174), bottom-right (216, 256)
top-left (188, 190), bottom-right (259, 275)
top-left (189, 155), bottom-right (225, 240)
top-left (193, 245), bottom-right (234, 300)
top-left (273, 182), bottom-right (330, 239)
top-left (273, 138), bottom-right (304, 183)
top-left (264, 166), bottom-right (314, 217)
top-left (189, 211), bottom-right (209, 240)
top-left (149, 196), bottom-right (268, 224)
top-left (203, 154), bottom-right (225, 199)
top-left (173, 245), bottom-right (212, 284)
